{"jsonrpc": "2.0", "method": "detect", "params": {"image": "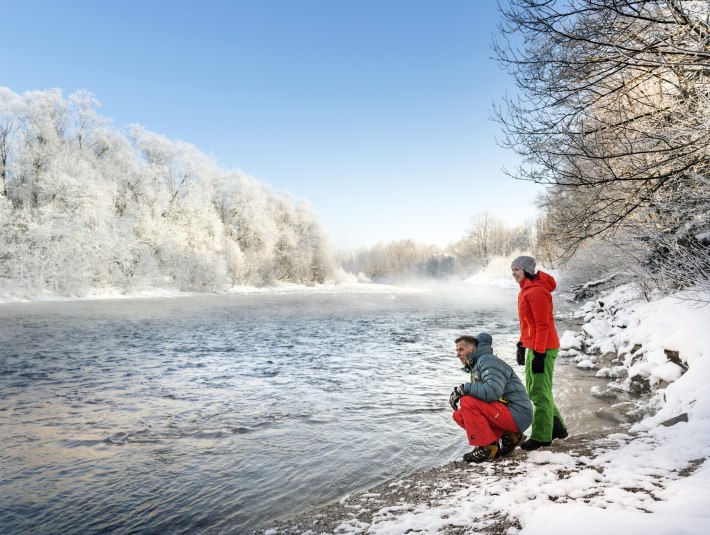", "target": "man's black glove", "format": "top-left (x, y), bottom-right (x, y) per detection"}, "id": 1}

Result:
top-left (532, 351), bottom-right (546, 374)
top-left (516, 341), bottom-right (525, 366)
top-left (449, 385), bottom-right (464, 410)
